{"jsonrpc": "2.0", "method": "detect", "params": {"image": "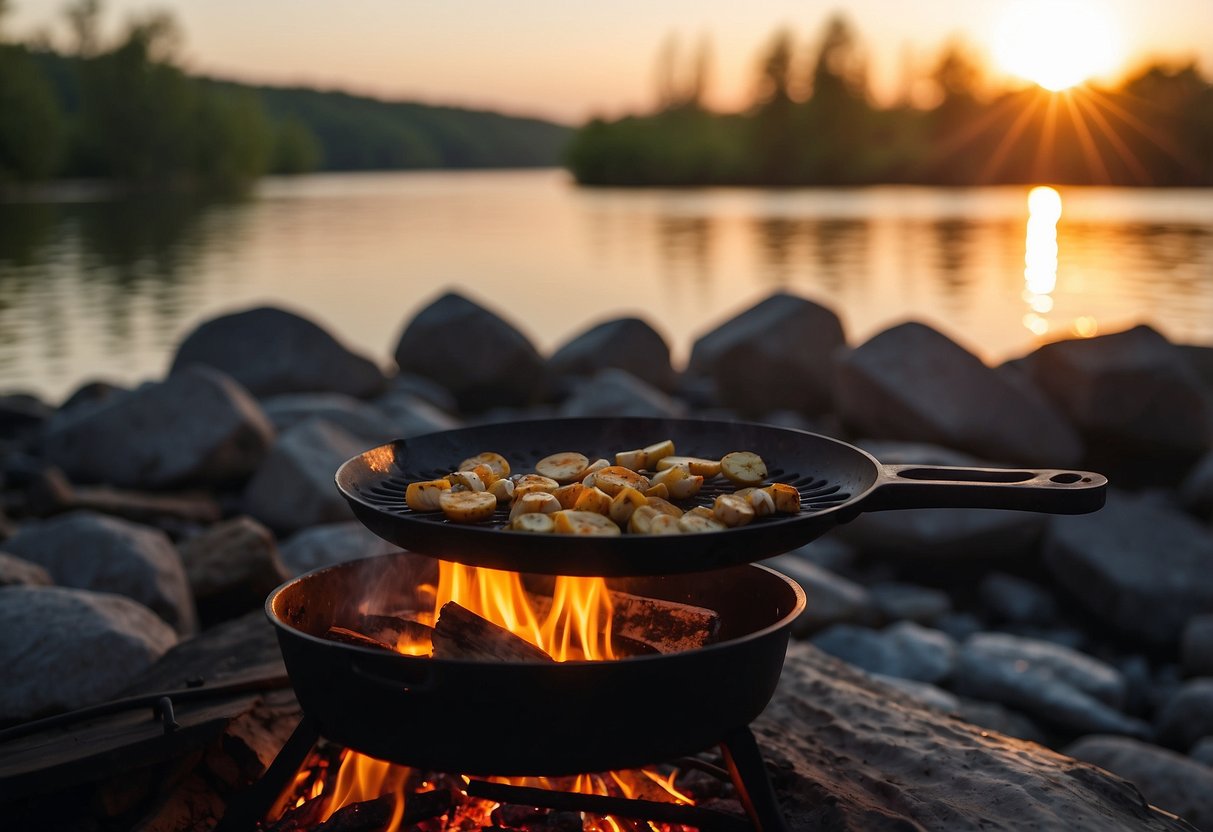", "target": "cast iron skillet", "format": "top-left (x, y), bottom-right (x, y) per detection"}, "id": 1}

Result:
top-left (336, 418), bottom-right (1106, 576)
top-left (268, 551), bottom-right (806, 775)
